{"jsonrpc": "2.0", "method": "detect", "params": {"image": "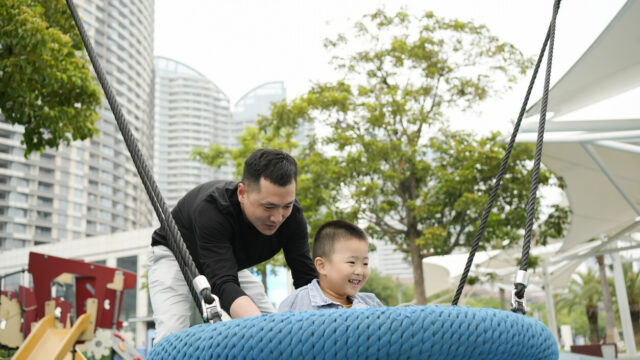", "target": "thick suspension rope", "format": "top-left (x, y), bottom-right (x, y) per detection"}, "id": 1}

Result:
top-left (513, 0), bottom-right (561, 312)
top-left (65, 0), bottom-right (220, 321)
top-left (451, 0), bottom-right (561, 310)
